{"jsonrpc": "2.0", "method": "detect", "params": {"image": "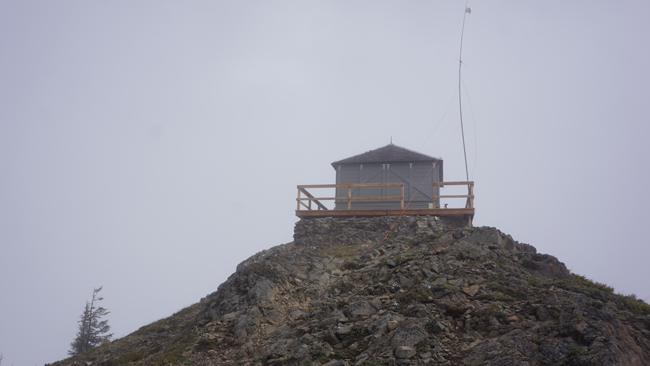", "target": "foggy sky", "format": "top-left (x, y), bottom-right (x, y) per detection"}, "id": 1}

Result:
top-left (1, 1), bottom-right (649, 365)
